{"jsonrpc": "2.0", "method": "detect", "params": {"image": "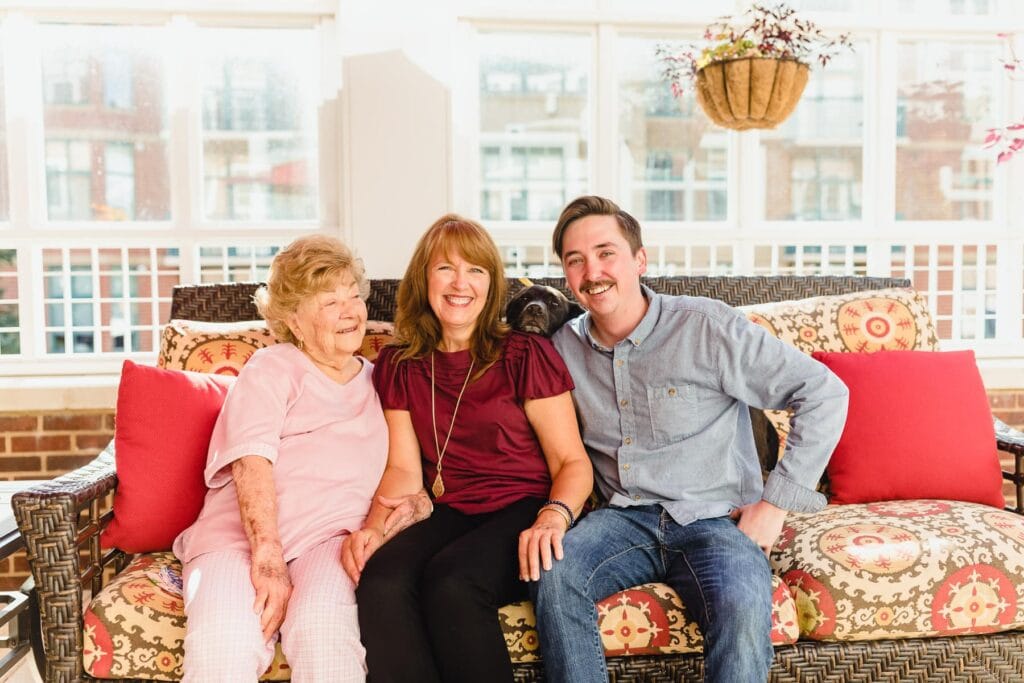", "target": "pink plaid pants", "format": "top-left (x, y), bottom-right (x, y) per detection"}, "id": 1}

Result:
top-left (181, 535), bottom-right (365, 682)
